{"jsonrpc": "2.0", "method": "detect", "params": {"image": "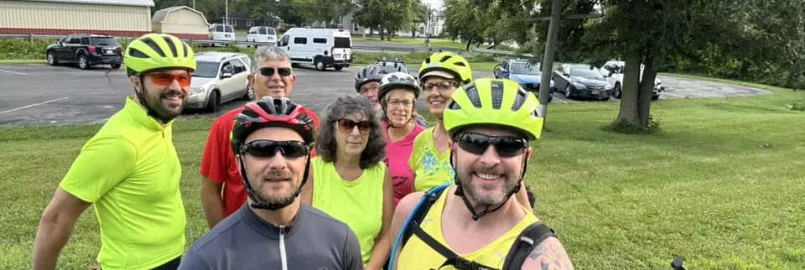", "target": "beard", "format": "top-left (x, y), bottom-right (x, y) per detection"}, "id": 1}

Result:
top-left (460, 169), bottom-right (520, 206)
top-left (140, 87), bottom-right (187, 122)
top-left (248, 172), bottom-right (301, 205)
